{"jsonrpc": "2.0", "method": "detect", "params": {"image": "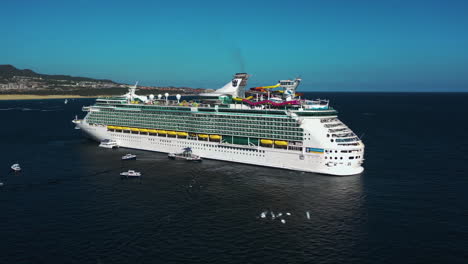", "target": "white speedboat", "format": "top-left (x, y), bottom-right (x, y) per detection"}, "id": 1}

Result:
top-left (122, 154), bottom-right (137, 160)
top-left (120, 170), bottom-right (141, 177)
top-left (73, 116), bottom-right (81, 129)
top-left (11, 163), bottom-right (21, 172)
top-left (168, 147), bottom-right (202, 161)
top-left (99, 139), bottom-right (119, 149)
top-left (64, 99), bottom-right (68, 104)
